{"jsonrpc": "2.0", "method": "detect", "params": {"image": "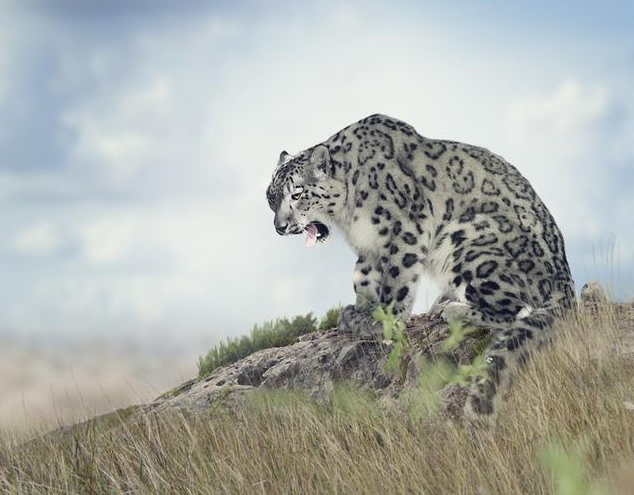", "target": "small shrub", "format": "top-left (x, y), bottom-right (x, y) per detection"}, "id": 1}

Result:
top-left (198, 308), bottom-right (344, 378)
top-left (319, 305), bottom-right (343, 330)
